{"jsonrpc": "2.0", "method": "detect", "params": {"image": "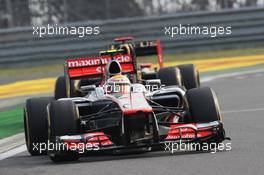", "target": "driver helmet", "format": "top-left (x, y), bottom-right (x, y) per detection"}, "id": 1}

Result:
top-left (106, 75), bottom-right (131, 94)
